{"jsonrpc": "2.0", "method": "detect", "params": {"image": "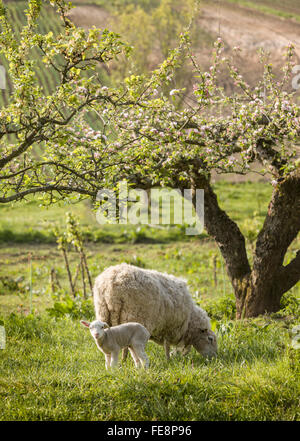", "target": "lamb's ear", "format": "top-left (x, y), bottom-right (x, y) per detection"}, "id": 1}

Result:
top-left (80, 320), bottom-right (90, 328)
top-left (103, 322), bottom-right (110, 329)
